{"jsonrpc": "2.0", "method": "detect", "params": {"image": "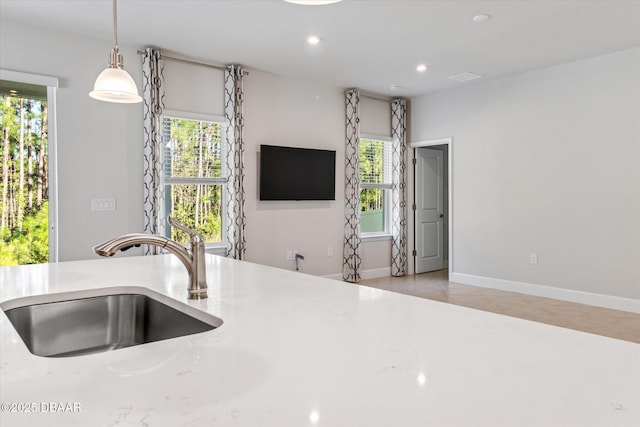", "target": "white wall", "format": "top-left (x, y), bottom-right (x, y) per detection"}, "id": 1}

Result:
top-left (411, 47), bottom-right (640, 301)
top-left (242, 71), bottom-right (345, 275)
top-left (11, 17), bottom-right (636, 301)
top-left (1, 18), bottom-right (358, 275)
top-left (1, 19), bottom-right (145, 261)
top-left (242, 84), bottom-right (399, 277)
